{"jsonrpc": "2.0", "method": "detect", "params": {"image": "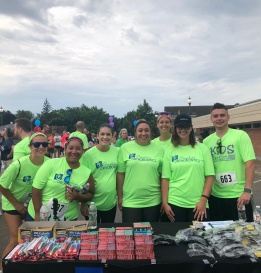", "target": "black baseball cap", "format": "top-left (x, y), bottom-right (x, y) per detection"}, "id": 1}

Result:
top-left (174, 114), bottom-right (192, 127)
